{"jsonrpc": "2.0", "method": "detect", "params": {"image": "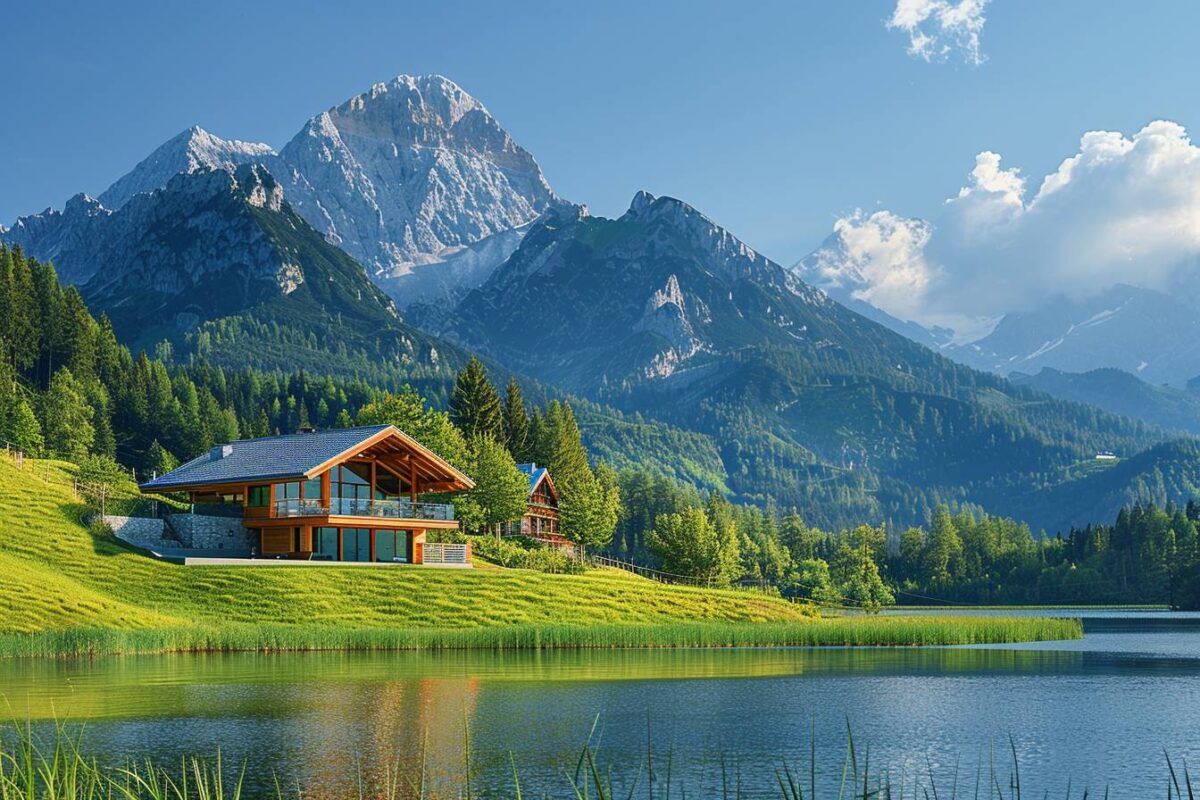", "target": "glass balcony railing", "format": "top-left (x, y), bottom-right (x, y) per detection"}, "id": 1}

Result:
top-left (272, 498), bottom-right (331, 518)
top-left (329, 498), bottom-right (455, 521)
top-left (271, 497), bottom-right (455, 521)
